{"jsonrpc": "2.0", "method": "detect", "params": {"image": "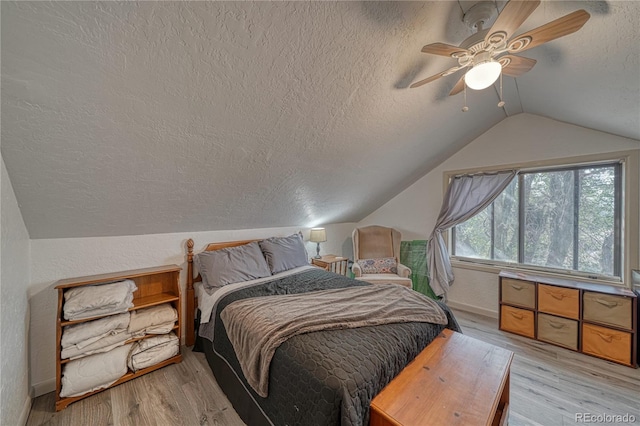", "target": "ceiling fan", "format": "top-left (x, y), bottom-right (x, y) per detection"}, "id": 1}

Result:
top-left (410, 0), bottom-right (590, 99)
